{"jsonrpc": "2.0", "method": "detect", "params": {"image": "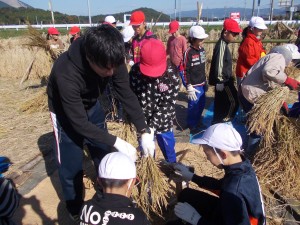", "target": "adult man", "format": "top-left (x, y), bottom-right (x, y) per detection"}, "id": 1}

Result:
top-left (47, 24), bottom-right (155, 221)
